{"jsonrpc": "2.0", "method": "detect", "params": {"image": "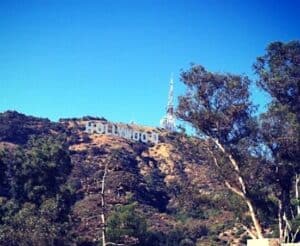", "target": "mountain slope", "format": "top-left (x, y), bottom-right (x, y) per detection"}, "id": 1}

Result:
top-left (0, 111), bottom-right (246, 245)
